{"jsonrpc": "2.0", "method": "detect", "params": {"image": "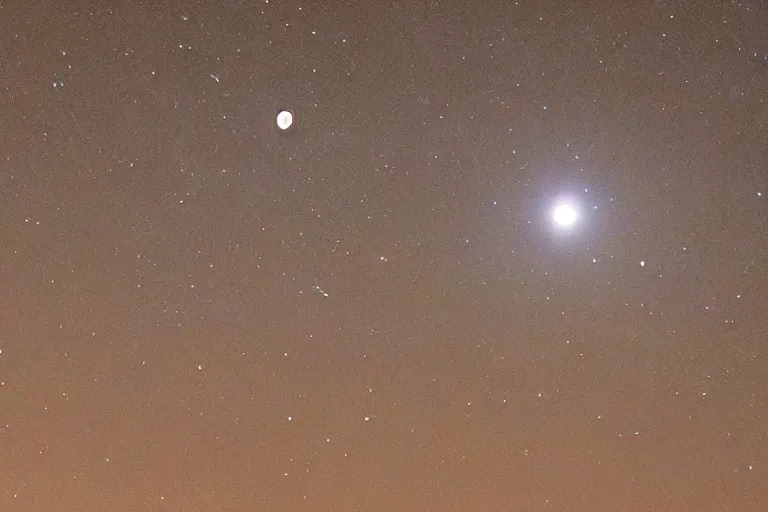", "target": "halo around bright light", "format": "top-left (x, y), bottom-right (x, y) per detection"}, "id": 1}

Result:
top-left (552, 203), bottom-right (578, 227)
top-left (276, 110), bottom-right (293, 130)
